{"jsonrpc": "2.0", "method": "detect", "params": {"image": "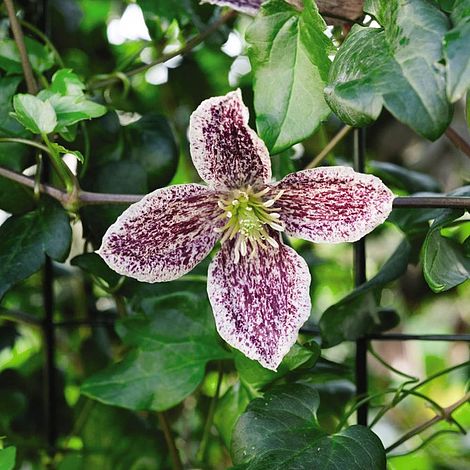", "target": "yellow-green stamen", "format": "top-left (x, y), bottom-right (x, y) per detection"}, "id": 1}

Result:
top-left (215, 185), bottom-right (285, 262)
